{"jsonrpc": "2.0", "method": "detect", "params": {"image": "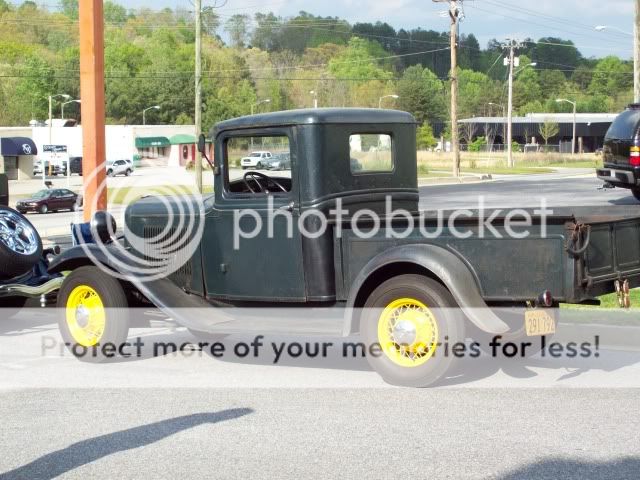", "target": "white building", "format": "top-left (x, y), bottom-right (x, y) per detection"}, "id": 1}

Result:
top-left (0, 124), bottom-right (198, 179)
